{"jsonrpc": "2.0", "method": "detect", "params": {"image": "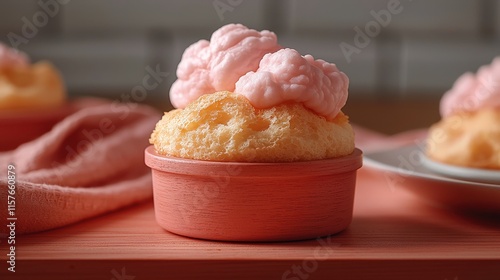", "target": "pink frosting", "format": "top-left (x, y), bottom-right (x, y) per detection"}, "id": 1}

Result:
top-left (170, 24), bottom-right (281, 108)
top-left (440, 57), bottom-right (500, 117)
top-left (235, 48), bottom-right (349, 120)
top-left (169, 24), bottom-right (350, 119)
top-left (0, 43), bottom-right (29, 68)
